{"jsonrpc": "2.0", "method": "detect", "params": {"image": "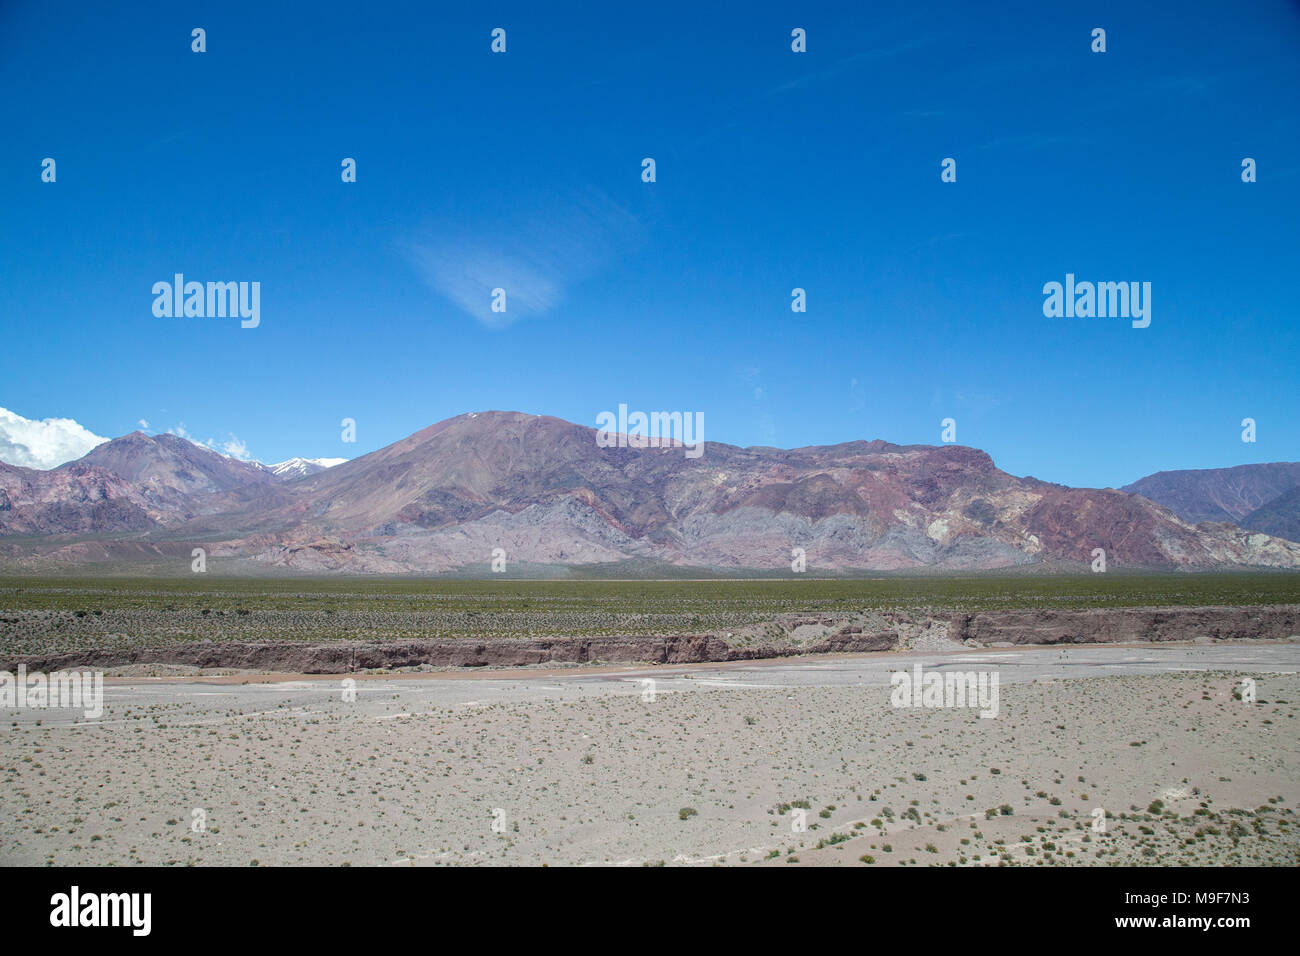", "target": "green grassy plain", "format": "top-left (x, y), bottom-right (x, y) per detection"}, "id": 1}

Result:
top-left (1, 573), bottom-right (1297, 656)
top-left (4, 572), bottom-right (1300, 612)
